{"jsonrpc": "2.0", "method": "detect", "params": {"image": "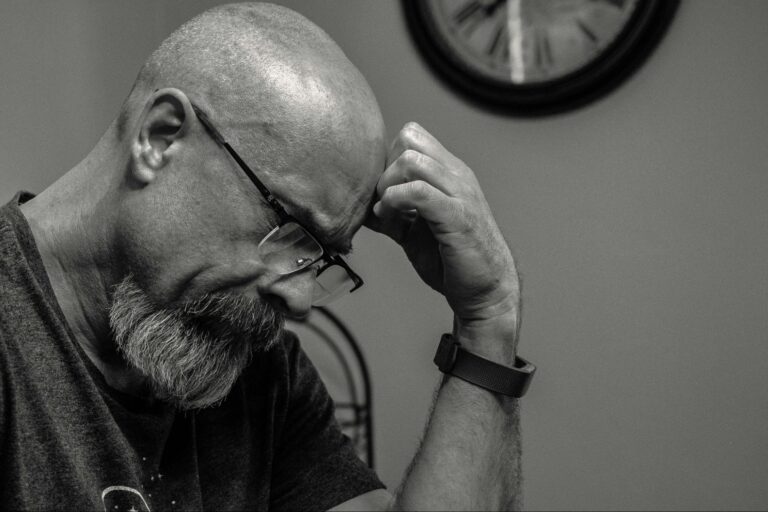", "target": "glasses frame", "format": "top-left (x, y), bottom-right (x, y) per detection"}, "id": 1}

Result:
top-left (190, 103), bottom-right (363, 294)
